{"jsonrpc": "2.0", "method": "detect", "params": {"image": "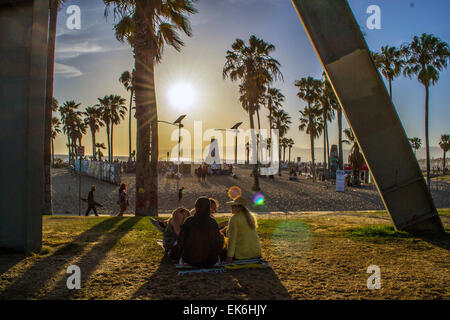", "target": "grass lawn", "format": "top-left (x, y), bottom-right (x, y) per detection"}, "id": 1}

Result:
top-left (0, 212), bottom-right (449, 300)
